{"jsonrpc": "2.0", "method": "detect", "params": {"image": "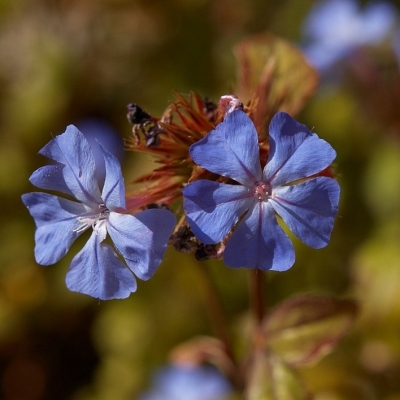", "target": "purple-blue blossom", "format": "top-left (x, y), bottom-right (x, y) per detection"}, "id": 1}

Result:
top-left (302, 0), bottom-right (397, 70)
top-left (139, 365), bottom-right (232, 400)
top-left (183, 110), bottom-right (340, 271)
top-left (22, 126), bottom-right (175, 300)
